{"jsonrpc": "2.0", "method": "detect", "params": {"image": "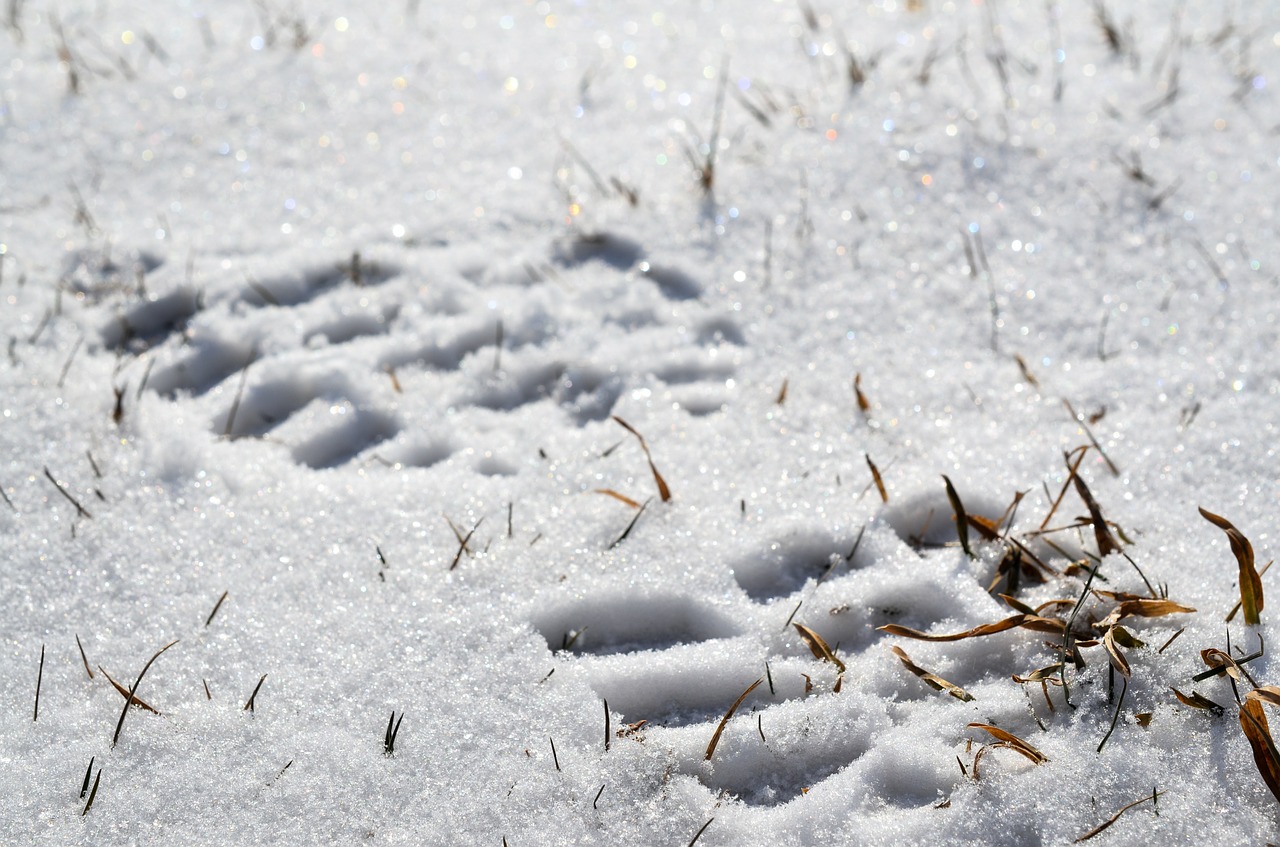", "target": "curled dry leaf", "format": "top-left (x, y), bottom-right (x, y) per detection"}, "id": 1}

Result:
top-left (1240, 694), bottom-right (1280, 804)
top-left (1097, 599), bottom-right (1196, 629)
top-left (878, 613), bottom-right (1064, 642)
top-left (1200, 507), bottom-right (1263, 626)
top-left (1012, 663), bottom-right (1065, 684)
top-left (1170, 687), bottom-right (1225, 716)
top-left (891, 645), bottom-right (974, 701)
top-left (967, 723), bottom-right (1048, 763)
top-left (793, 623), bottom-right (846, 674)
top-left (1101, 627), bottom-right (1133, 678)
